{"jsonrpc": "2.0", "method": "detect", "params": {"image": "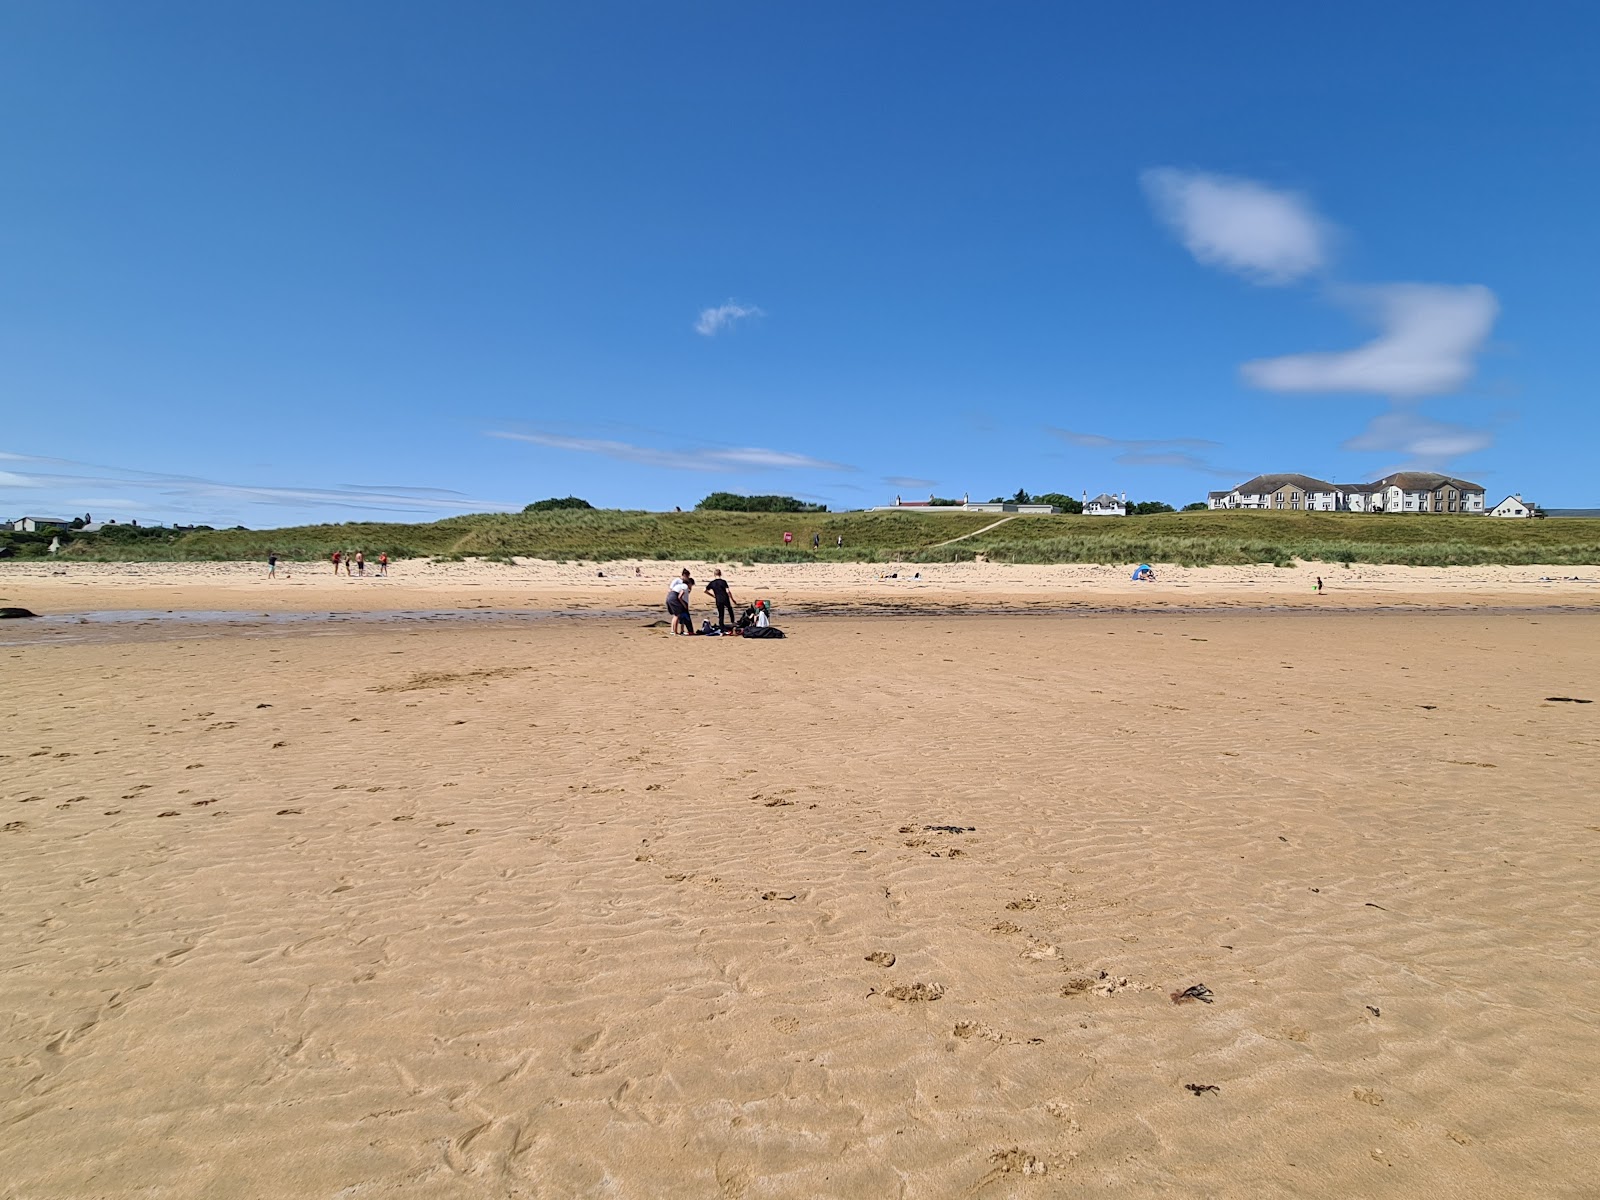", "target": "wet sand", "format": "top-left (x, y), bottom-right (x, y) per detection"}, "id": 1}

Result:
top-left (2, 607), bottom-right (1596, 1197)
